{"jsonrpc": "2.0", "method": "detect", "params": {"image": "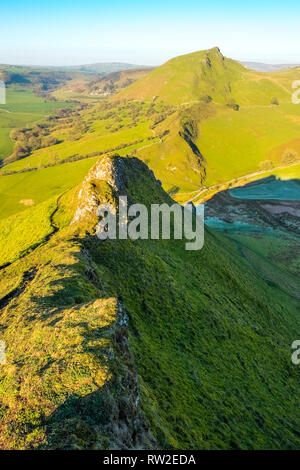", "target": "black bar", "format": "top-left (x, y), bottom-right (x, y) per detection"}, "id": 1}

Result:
top-left (0, 449), bottom-right (299, 466)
